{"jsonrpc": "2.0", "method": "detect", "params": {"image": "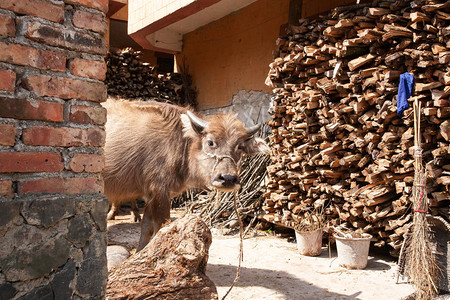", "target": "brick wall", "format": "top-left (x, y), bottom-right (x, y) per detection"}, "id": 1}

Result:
top-left (0, 0), bottom-right (109, 298)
